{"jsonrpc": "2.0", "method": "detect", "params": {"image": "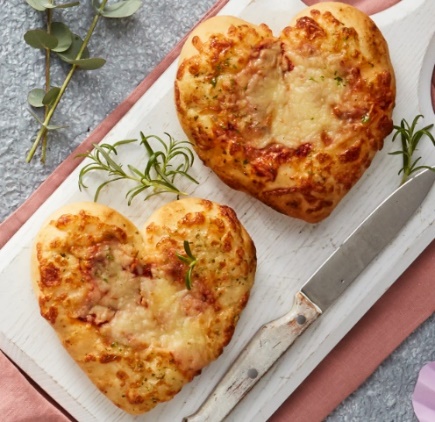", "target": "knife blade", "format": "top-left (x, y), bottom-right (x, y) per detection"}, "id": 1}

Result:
top-left (183, 169), bottom-right (435, 422)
